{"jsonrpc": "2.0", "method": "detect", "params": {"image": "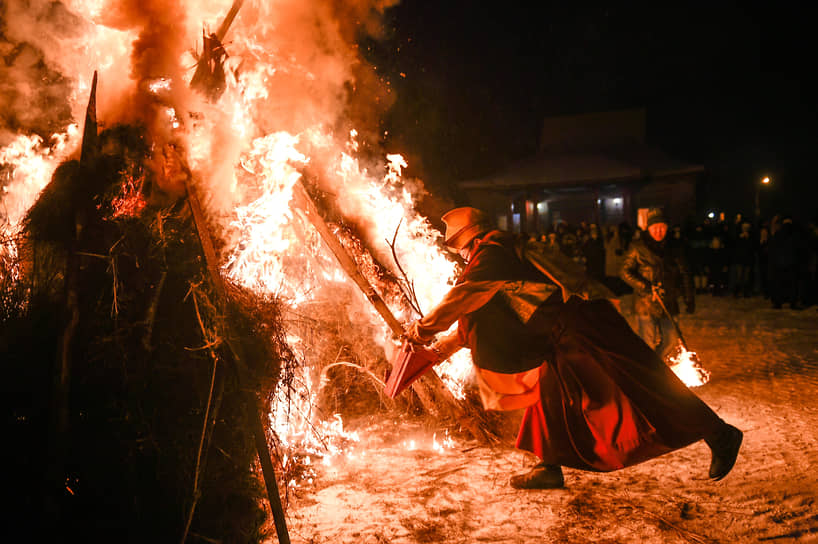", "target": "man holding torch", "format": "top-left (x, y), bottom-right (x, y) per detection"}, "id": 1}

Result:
top-left (404, 207), bottom-right (741, 489)
top-left (620, 208), bottom-right (695, 362)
